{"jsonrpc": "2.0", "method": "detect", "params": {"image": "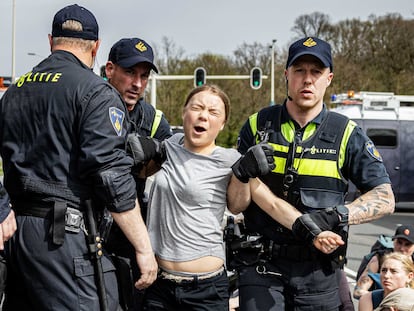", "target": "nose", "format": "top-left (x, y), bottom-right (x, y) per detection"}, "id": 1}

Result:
top-left (198, 108), bottom-right (208, 120)
top-left (303, 72), bottom-right (312, 85)
top-left (382, 270), bottom-right (391, 278)
top-left (132, 75), bottom-right (142, 88)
